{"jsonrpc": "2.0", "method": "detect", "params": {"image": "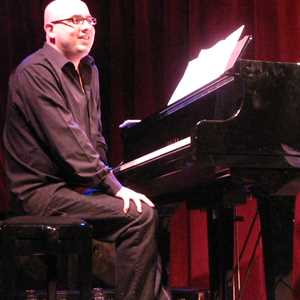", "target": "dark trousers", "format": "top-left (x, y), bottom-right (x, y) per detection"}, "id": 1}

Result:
top-left (23, 186), bottom-right (170, 300)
